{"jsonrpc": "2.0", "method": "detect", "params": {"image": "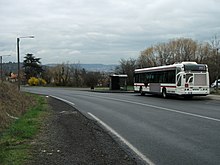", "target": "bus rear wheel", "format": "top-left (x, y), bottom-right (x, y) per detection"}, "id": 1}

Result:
top-left (162, 88), bottom-right (167, 98)
top-left (140, 87), bottom-right (145, 96)
top-left (184, 95), bottom-right (193, 99)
